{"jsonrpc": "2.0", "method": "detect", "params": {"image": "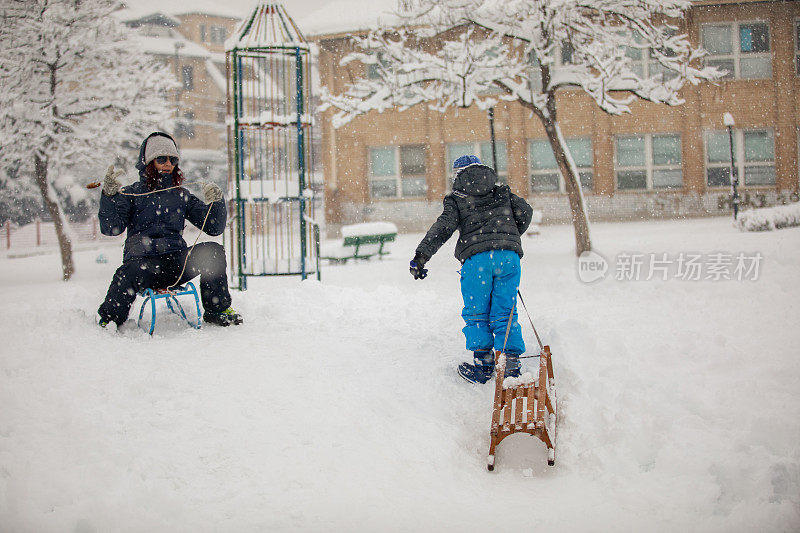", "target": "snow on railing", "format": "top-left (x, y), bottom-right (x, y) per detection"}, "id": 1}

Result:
top-left (735, 202), bottom-right (800, 232)
top-left (3, 217), bottom-right (110, 252)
